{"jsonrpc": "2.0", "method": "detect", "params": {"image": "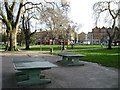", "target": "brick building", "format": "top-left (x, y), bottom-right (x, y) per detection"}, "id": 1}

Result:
top-left (88, 26), bottom-right (112, 45)
top-left (92, 26), bottom-right (109, 45)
